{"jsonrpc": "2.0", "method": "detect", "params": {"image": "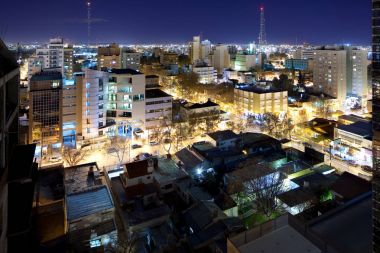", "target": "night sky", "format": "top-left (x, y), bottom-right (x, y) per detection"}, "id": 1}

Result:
top-left (0, 0), bottom-right (371, 45)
